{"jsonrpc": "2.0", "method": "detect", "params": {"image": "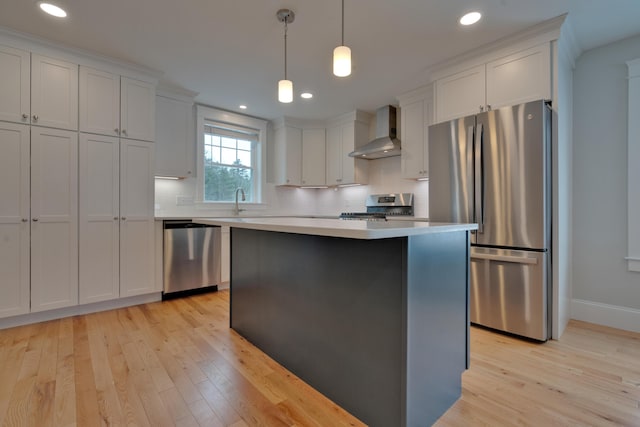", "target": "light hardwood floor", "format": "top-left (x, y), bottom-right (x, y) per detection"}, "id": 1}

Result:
top-left (0, 290), bottom-right (638, 426)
